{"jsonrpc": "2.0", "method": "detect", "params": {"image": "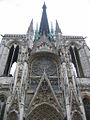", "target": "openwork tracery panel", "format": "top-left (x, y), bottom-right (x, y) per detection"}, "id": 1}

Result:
top-left (27, 104), bottom-right (62, 120)
top-left (31, 57), bottom-right (57, 76)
